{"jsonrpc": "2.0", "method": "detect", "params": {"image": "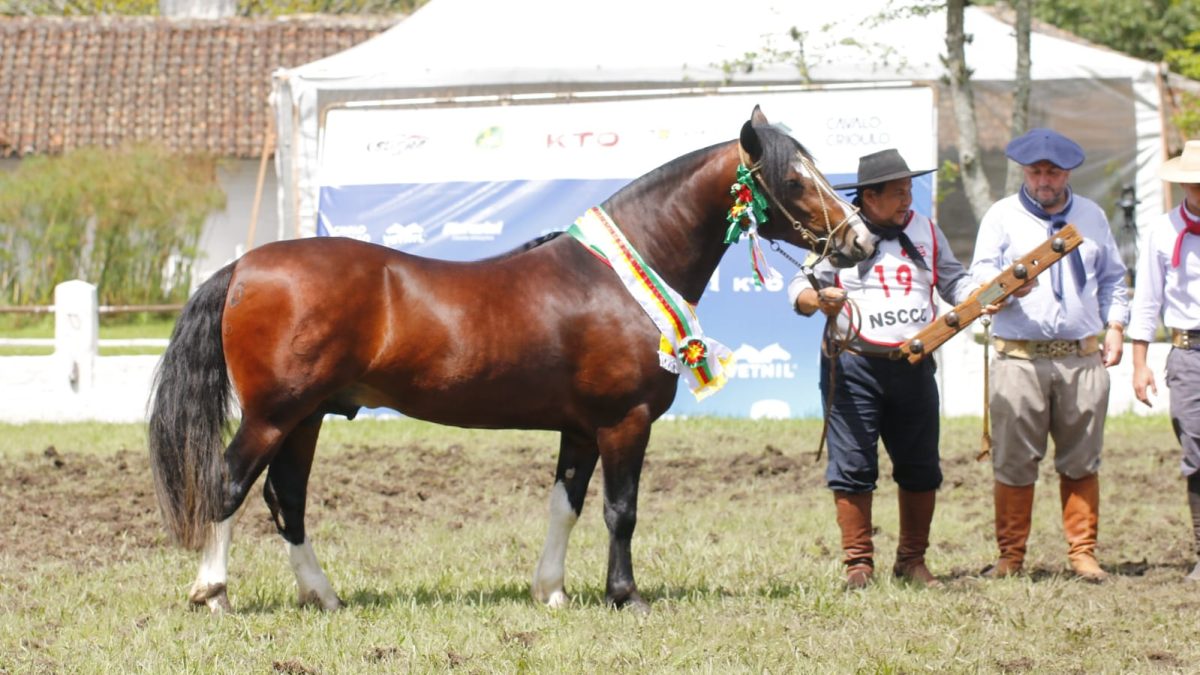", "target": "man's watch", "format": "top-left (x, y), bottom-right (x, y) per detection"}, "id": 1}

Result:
top-left (1107, 322), bottom-right (1125, 333)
